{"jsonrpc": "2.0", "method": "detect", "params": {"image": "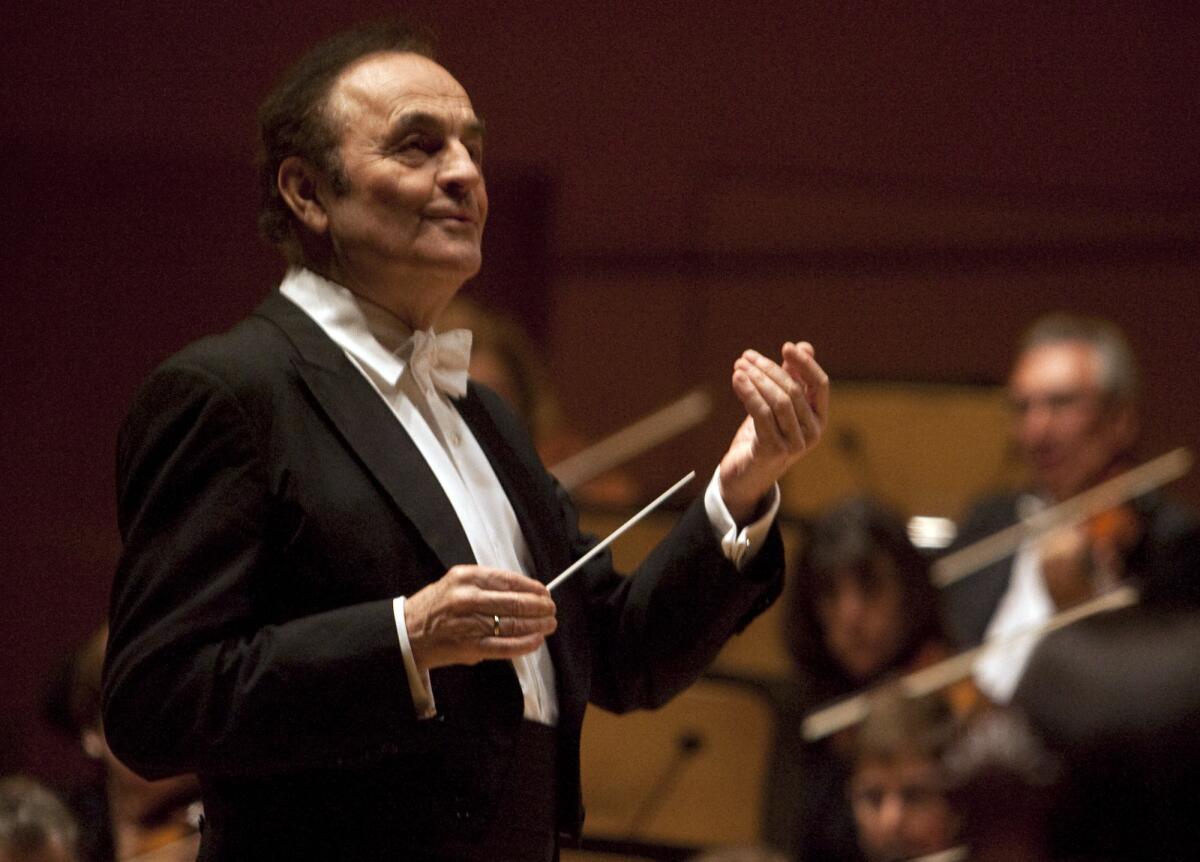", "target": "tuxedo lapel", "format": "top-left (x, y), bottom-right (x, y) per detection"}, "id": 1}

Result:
top-left (454, 387), bottom-right (569, 586)
top-left (455, 386), bottom-right (588, 716)
top-left (253, 292), bottom-right (475, 573)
